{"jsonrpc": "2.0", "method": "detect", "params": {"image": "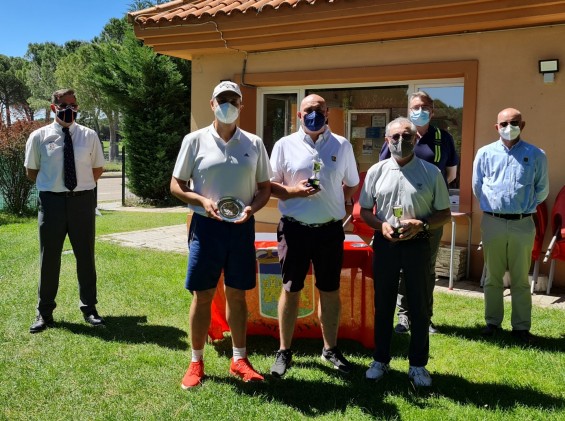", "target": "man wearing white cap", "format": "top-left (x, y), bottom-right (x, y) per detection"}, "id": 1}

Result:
top-left (171, 81), bottom-right (271, 388)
